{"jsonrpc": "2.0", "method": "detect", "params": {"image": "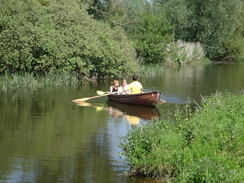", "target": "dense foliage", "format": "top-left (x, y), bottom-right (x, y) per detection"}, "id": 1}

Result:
top-left (225, 9), bottom-right (244, 61)
top-left (154, 0), bottom-right (244, 59)
top-left (120, 92), bottom-right (244, 182)
top-left (0, 0), bottom-right (137, 78)
top-left (1, 0), bottom-right (243, 78)
top-left (87, 0), bottom-right (244, 61)
top-left (130, 13), bottom-right (173, 64)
